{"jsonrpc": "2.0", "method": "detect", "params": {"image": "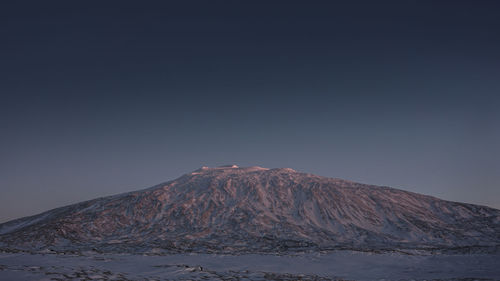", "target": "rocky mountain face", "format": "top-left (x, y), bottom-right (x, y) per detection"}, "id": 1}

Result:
top-left (1, 165), bottom-right (499, 254)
